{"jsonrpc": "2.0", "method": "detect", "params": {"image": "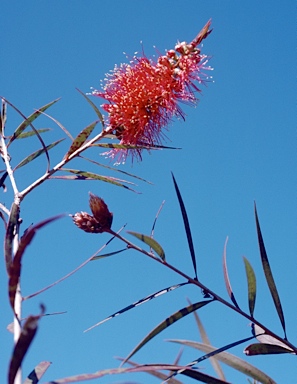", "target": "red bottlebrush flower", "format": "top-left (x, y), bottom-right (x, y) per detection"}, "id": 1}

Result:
top-left (93, 20), bottom-right (212, 163)
top-left (72, 193), bottom-right (113, 233)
